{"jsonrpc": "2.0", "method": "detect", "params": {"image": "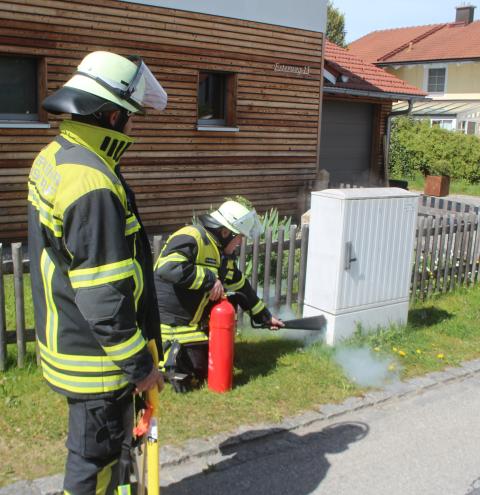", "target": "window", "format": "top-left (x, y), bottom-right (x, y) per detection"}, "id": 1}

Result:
top-left (431, 119), bottom-right (454, 130)
top-left (197, 71), bottom-right (237, 130)
top-left (0, 55), bottom-right (47, 126)
top-left (427, 67), bottom-right (446, 93)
